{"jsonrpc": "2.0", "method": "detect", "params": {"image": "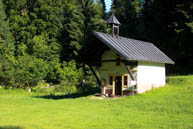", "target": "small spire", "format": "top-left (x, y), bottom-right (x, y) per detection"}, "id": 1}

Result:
top-left (106, 14), bottom-right (120, 37)
top-left (106, 13), bottom-right (120, 25)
